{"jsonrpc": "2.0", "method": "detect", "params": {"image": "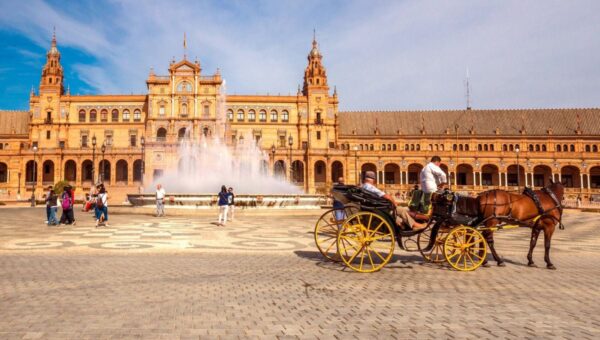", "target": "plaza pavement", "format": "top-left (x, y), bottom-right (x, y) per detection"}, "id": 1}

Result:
top-left (0, 207), bottom-right (599, 339)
